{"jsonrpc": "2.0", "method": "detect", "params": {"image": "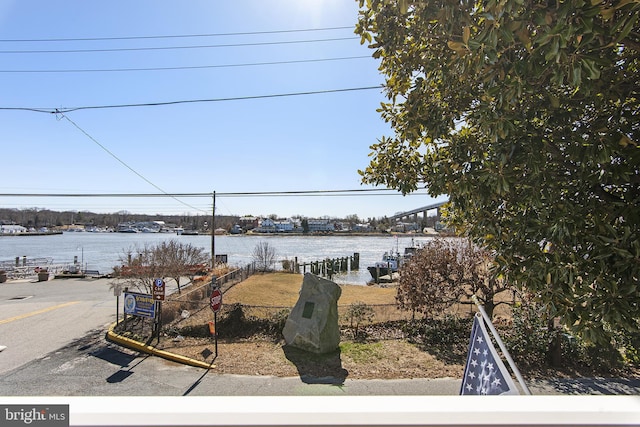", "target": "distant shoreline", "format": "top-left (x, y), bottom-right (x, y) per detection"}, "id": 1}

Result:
top-left (0, 230), bottom-right (442, 238)
top-left (220, 231), bottom-right (442, 238)
top-left (0, 231), bottom-right (63, 237)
